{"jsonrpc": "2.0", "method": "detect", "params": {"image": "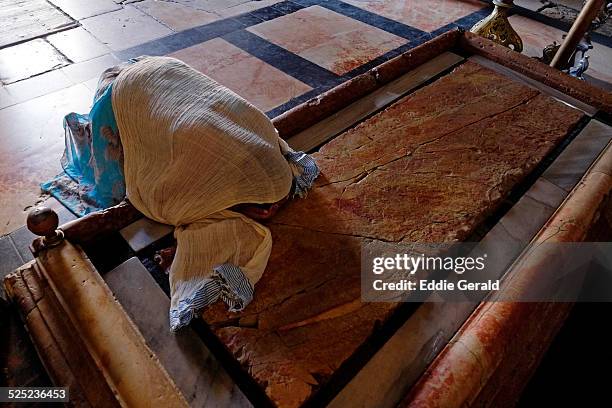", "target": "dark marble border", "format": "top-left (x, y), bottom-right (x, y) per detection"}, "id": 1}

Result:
top-left (223, 29), bottom-right (343, 89)
top-left (258, 5), bottom-right (491, 115)
top-left (292, 0), bottom-right (430, 40)
top-left (111, 0), bottom-right (495, 118)
top-left (114, 1), bottom-right (307, 60)
top-left (431, 7), bottom-right (493, 37)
